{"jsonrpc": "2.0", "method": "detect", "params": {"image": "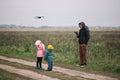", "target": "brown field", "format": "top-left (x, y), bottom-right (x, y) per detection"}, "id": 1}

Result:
top-left (0, 28), bottom-right (120, 32)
